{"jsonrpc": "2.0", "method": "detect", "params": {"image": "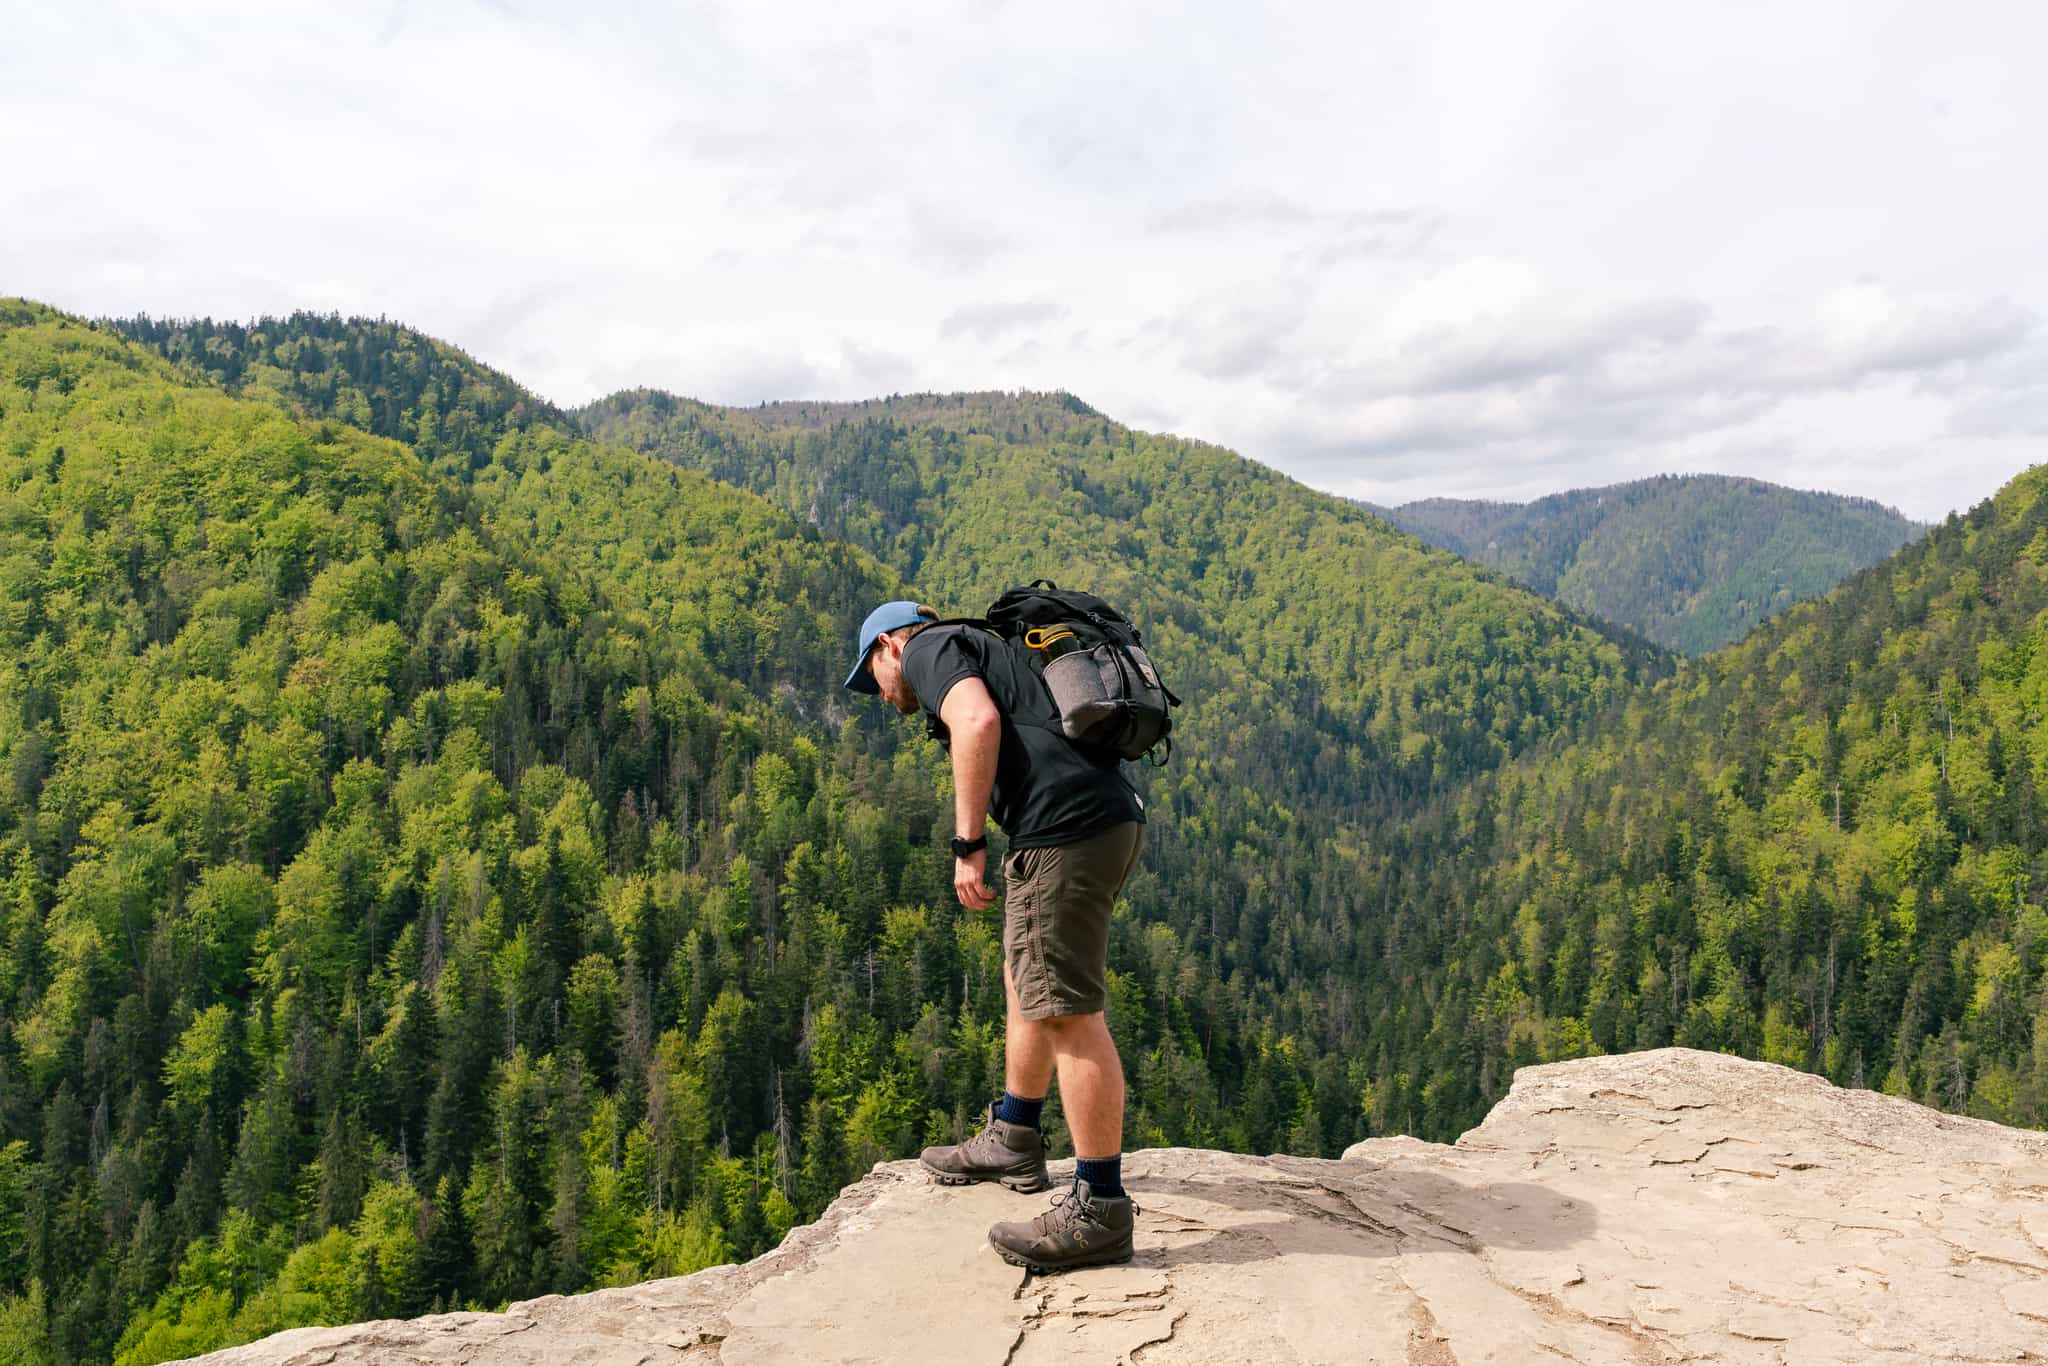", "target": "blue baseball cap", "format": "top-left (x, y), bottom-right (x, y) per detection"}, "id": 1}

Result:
top-left (844, 600), bottom-right (931, 693)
